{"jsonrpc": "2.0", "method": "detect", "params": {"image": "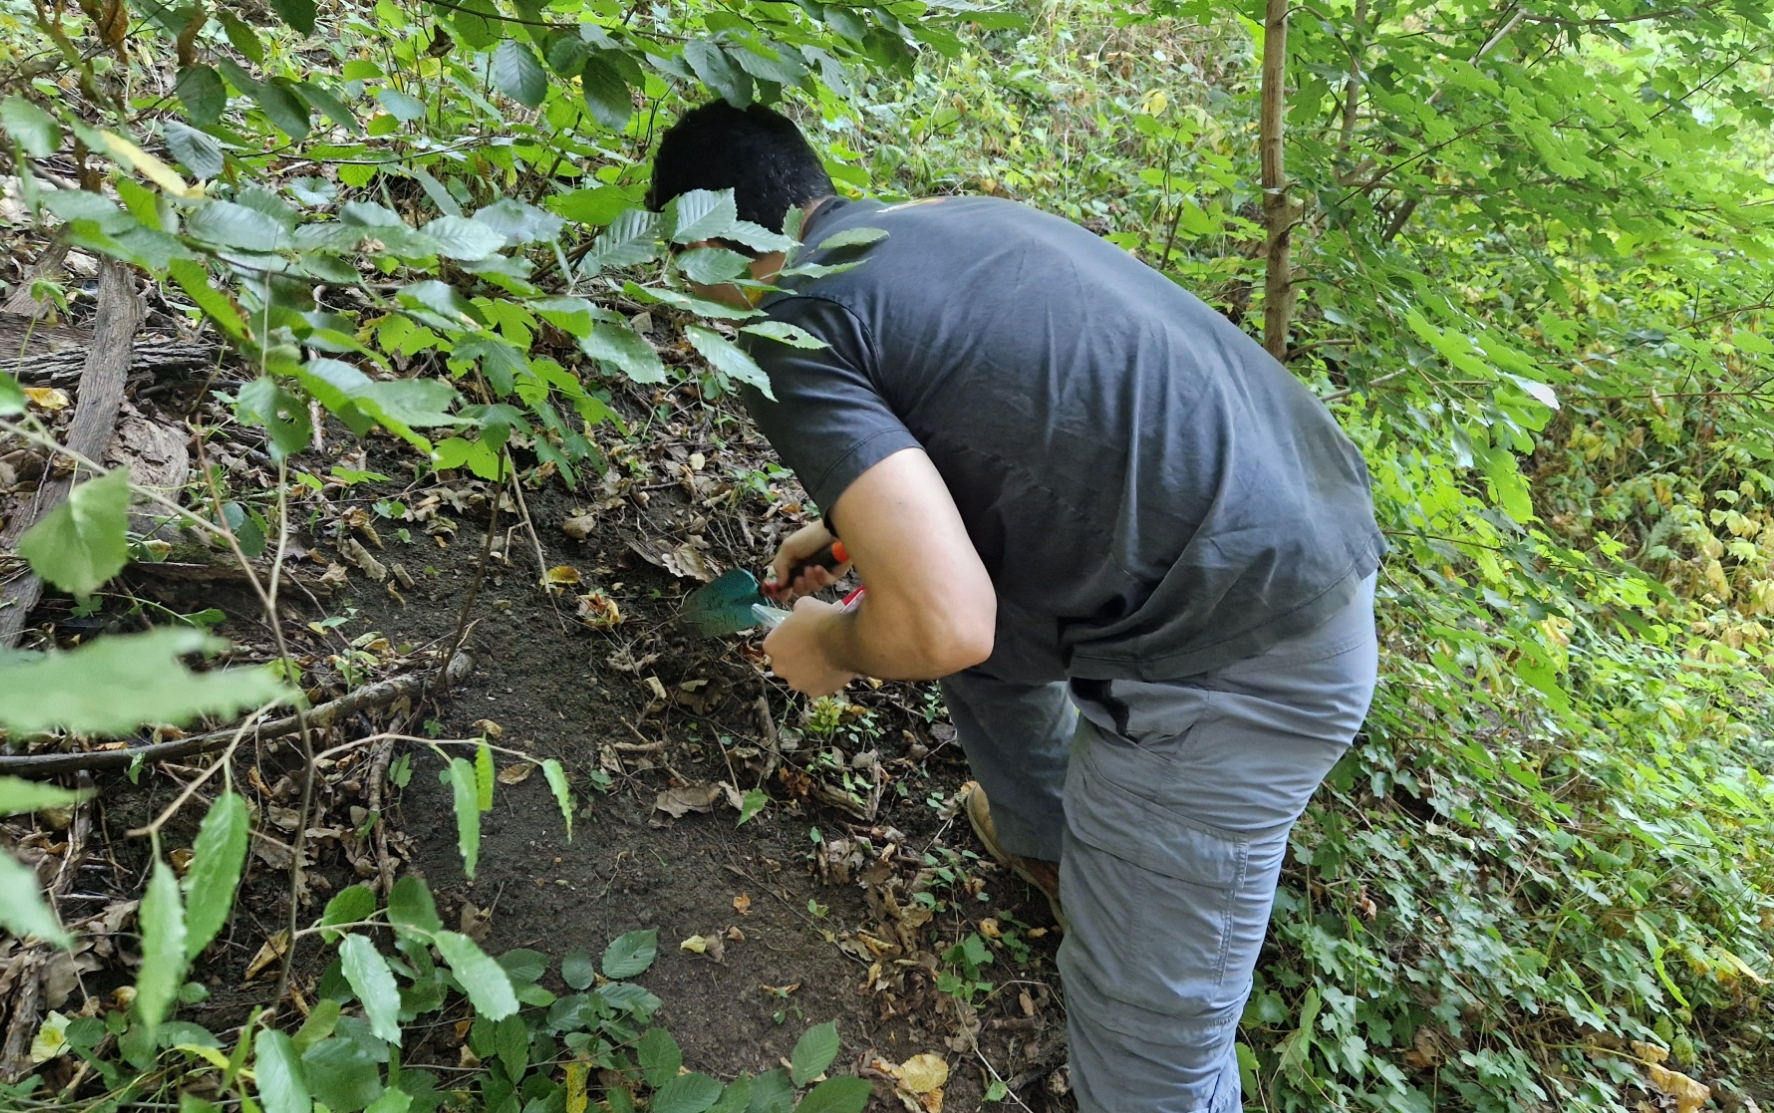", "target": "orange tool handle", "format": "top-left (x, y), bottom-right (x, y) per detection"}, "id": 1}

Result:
top-left (764, 540), bottom-right (849, 599)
